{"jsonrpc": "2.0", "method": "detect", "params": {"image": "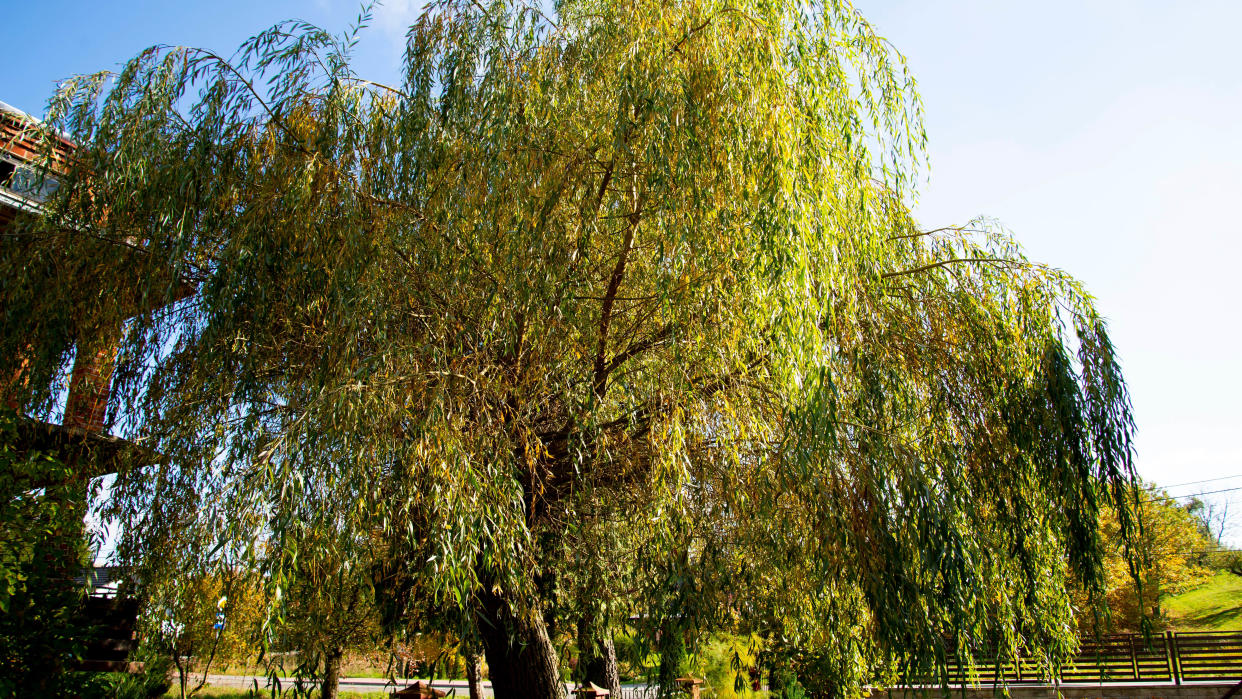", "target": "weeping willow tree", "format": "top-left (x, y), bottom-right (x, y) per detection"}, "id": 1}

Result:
top-left (0, 0), bottom-right (1141, 696)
